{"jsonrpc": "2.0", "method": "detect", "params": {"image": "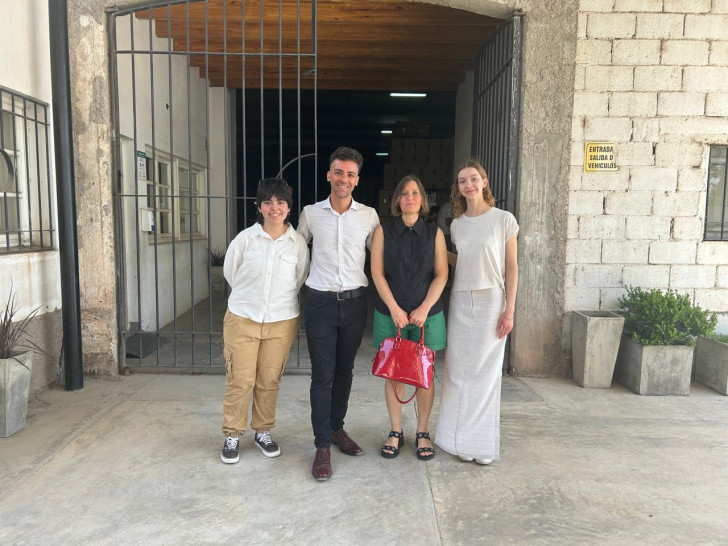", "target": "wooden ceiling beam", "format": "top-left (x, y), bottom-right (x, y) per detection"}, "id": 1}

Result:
top-left (174, 39), bottom-right (480, 59)
top-left (188, 55), bottom-right (474, 72)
